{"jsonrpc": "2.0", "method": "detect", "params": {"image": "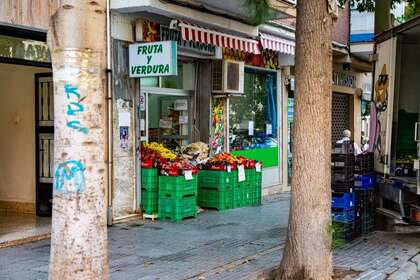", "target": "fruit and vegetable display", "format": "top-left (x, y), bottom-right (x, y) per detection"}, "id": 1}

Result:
top-left (141, 142), bottom-right (260, 175)
top-left (141, 142), bottom-right (202, 176)
top-left (179, 142), bottom-right (209, 163)
top-left (204, 152), bottom-right (259, 170)
top-left (143, 142), bottom-right (177, 161)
